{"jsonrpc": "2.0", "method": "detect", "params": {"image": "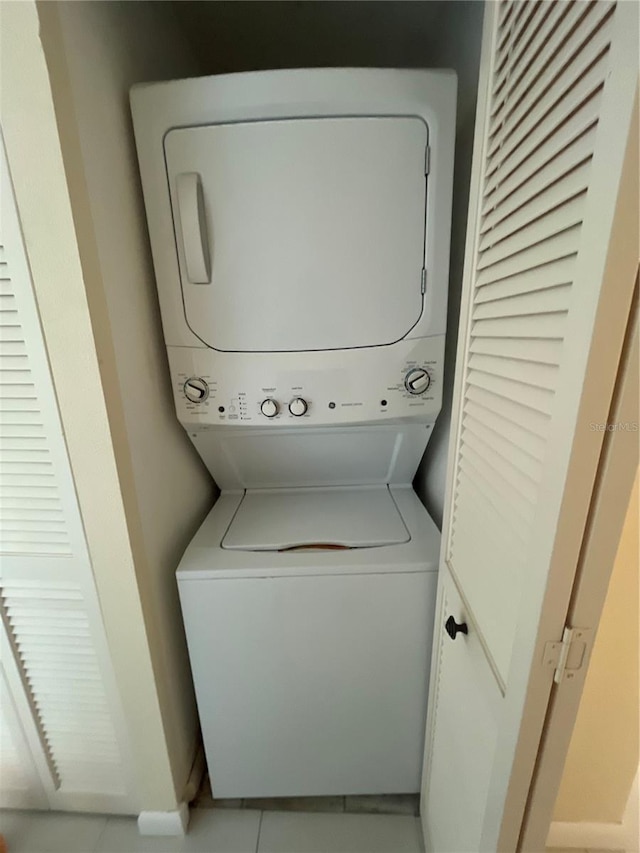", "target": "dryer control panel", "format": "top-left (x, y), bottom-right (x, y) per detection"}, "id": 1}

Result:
top-left (168, 336), bottom-right (445, 429)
